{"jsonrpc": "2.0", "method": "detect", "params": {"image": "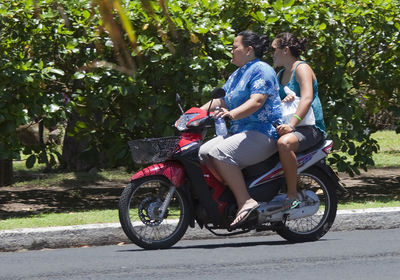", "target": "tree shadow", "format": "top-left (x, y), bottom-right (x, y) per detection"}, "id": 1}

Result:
top-left (340, 174), bottom-right (400, 203)
top-left (0, 171), bottom-right (126, 219)
top-left (13, 169), bottom-right (109, 185)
